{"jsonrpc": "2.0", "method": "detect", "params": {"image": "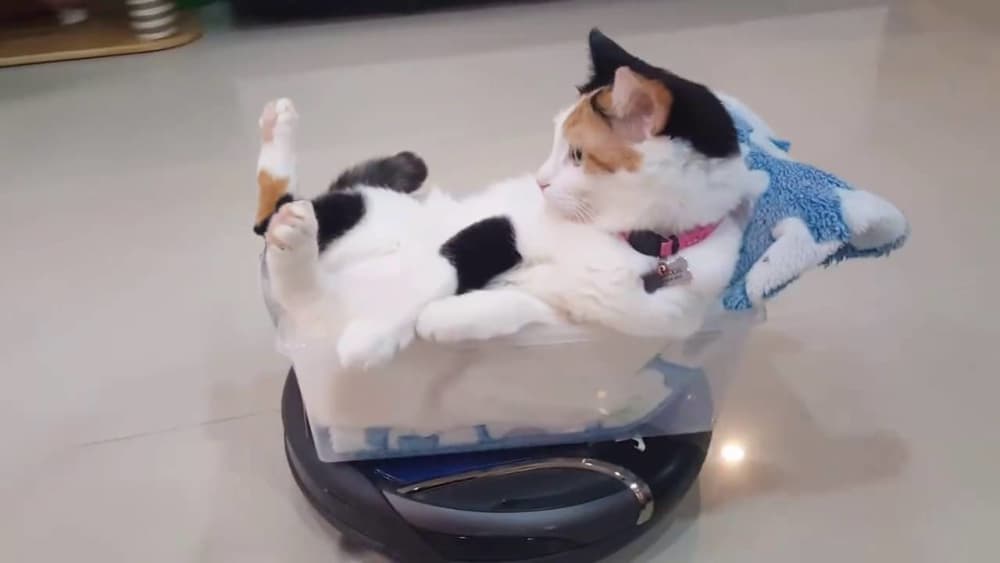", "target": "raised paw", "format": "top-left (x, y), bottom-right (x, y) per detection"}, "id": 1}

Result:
top-left (337, 319), bottom-right (415, 370)
top-left (259, 98), bottom-right (298, 143)
top-left (265, 200), bottom-right (317, 252)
